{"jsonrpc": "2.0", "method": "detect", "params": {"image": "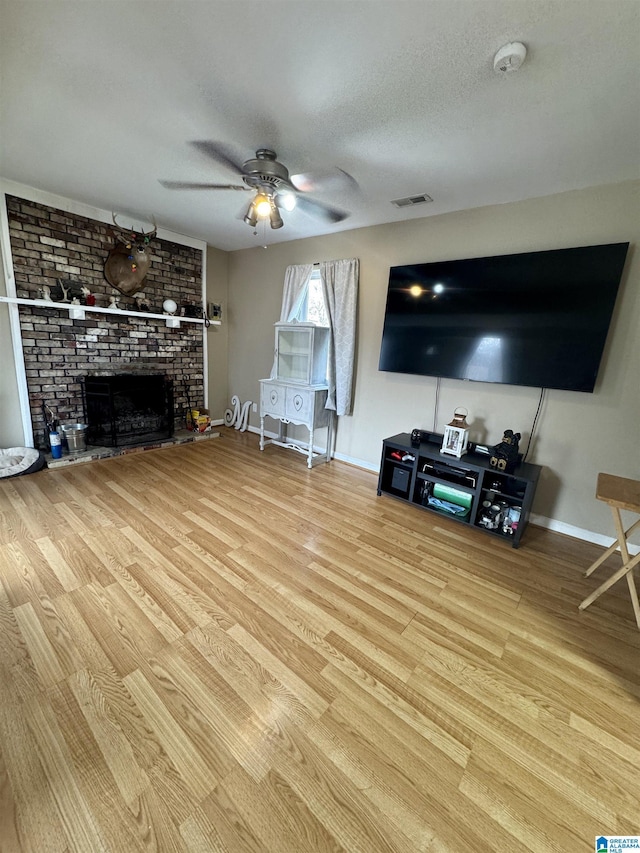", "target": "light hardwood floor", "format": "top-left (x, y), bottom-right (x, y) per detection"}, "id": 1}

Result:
top-left (0, 428), bottom-right (638, 852)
